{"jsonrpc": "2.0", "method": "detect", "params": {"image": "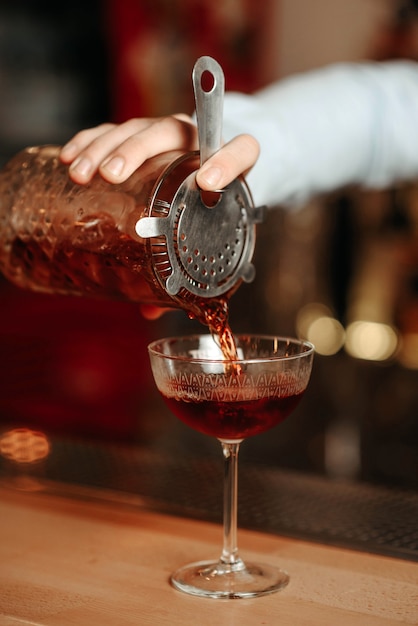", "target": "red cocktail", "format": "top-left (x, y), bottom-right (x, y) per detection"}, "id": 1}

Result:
top-left (148, 334), bottom-right (314, 598)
